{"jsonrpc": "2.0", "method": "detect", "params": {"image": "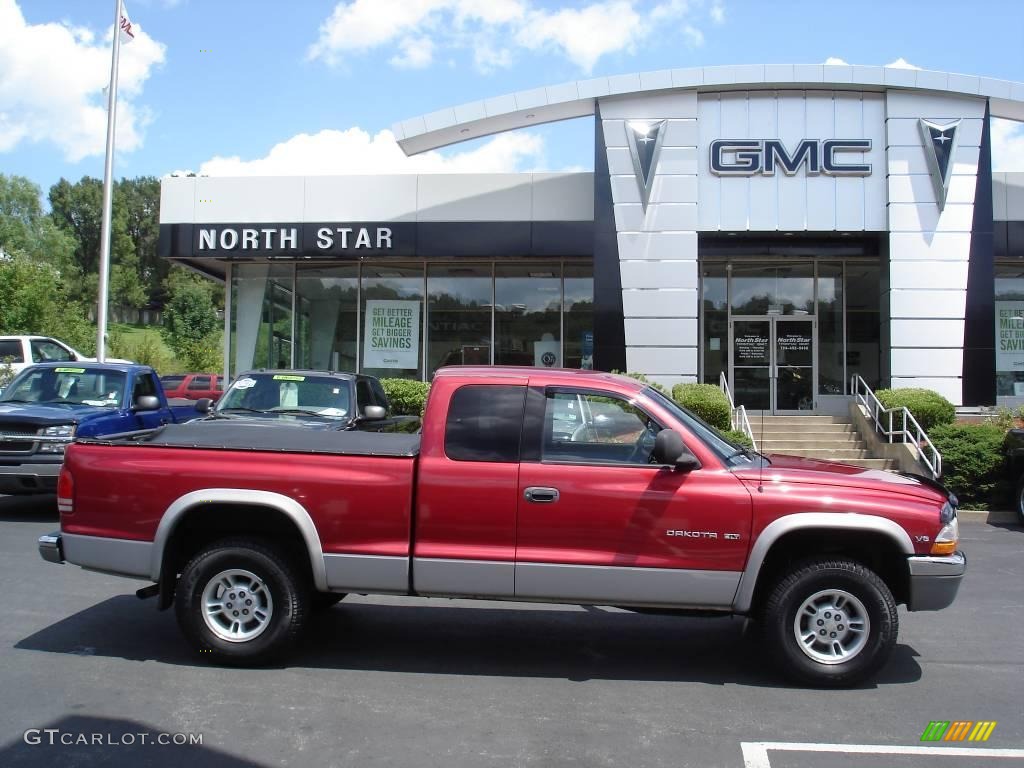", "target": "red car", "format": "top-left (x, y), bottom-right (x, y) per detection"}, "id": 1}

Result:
top-left (38, 367), bottom-right (964, 686)
top-left (159, 373), bottom-right (223, 401)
